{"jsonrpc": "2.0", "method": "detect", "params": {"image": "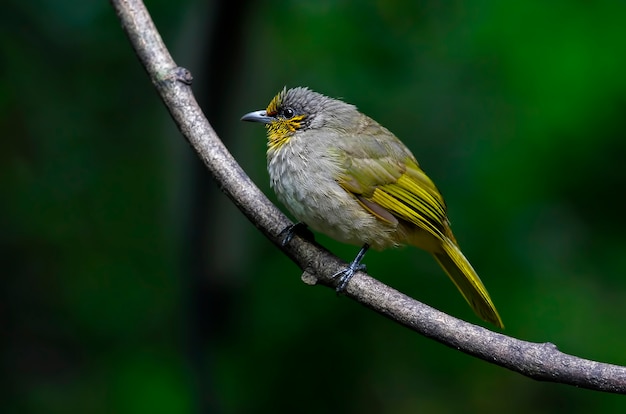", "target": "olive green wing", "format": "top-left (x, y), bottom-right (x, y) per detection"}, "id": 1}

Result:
top-left (334, 117), bottom-right (448, 242)
top-left (334, 117), bottom-right (504, 328)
